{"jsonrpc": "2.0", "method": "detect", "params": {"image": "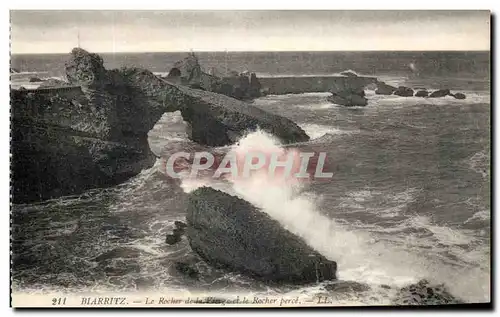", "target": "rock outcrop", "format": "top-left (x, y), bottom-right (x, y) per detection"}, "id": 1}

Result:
top-left (414, 89), bottom-right (429, 97)
top-left (12, 48), bottom-right (308, 203)
top-left (165, 221), bottom-right (187, 245)
top-left (375, 81), bottom-right (397, 95)
top-left (392, 279), bottom-right (464, 305)
top-left (393, 86), bottom-right (414, 97)
top-left (65, 48), bottom-right (109, 88)
top-left (452, 92), bottom-right (466, 99)
top-left (429, 89), bottom-right (451, 98)
top-left (327, 81), bottom-right (368, 107)
top-left (169, 53), bottom-right (263, 100)
top-left (186, 187), bottom-right (337, 283)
